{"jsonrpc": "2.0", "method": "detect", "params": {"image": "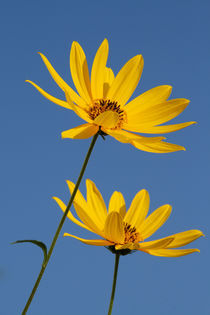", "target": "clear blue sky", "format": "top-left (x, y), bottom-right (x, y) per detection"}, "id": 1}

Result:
top-left (1, 0), bottom-right (209, 314)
